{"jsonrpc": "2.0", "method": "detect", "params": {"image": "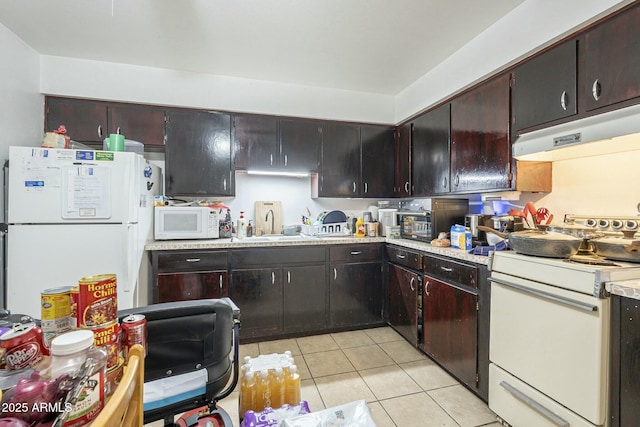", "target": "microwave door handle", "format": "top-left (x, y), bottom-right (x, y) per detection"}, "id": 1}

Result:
top-left (396, 211), bottom-right (428, 217)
